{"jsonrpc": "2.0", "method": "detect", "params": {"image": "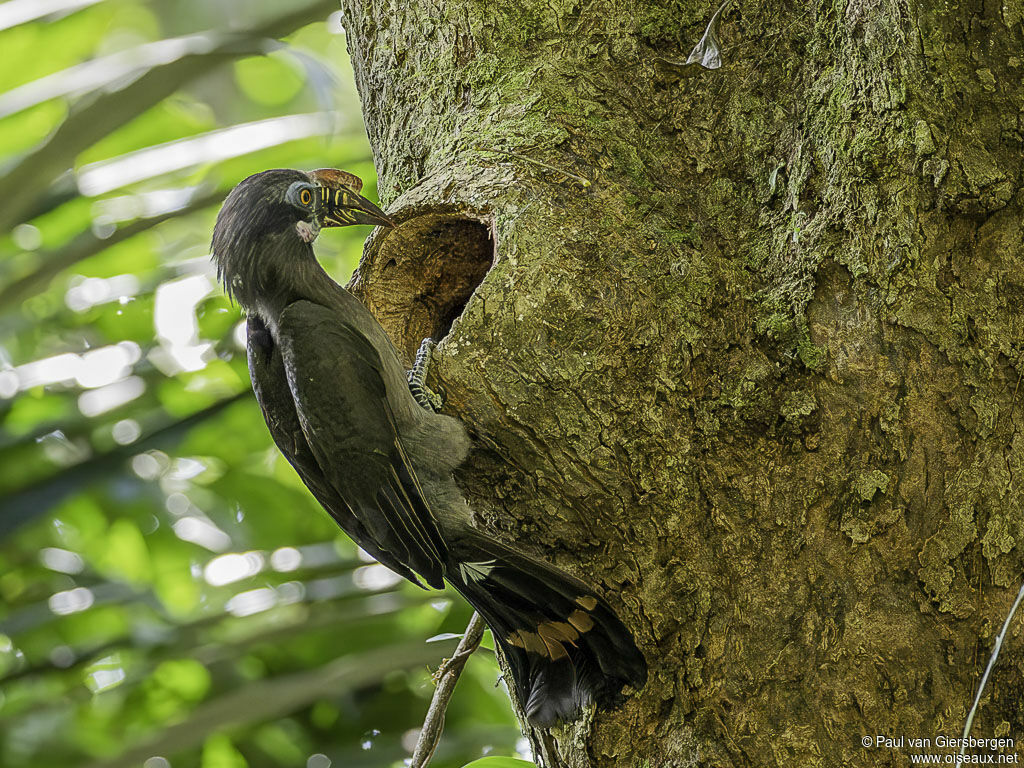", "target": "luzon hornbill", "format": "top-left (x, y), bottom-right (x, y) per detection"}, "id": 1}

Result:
top-left (210, 168), bottom-right (647, 727)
